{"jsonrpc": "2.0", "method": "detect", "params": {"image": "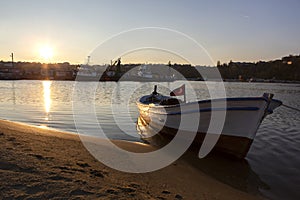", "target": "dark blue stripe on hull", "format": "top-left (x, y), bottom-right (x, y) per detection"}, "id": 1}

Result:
top-left (153, 106), bottom-right (260, 115)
